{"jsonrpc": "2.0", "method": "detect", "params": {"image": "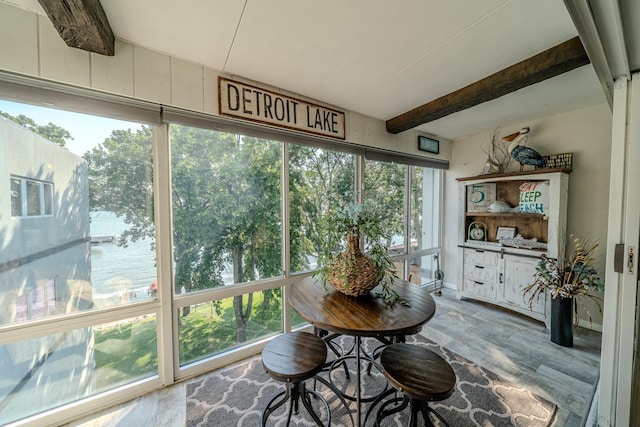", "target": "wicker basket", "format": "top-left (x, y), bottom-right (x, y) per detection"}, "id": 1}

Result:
top-left (327, 235), bottom-right (381, 297)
